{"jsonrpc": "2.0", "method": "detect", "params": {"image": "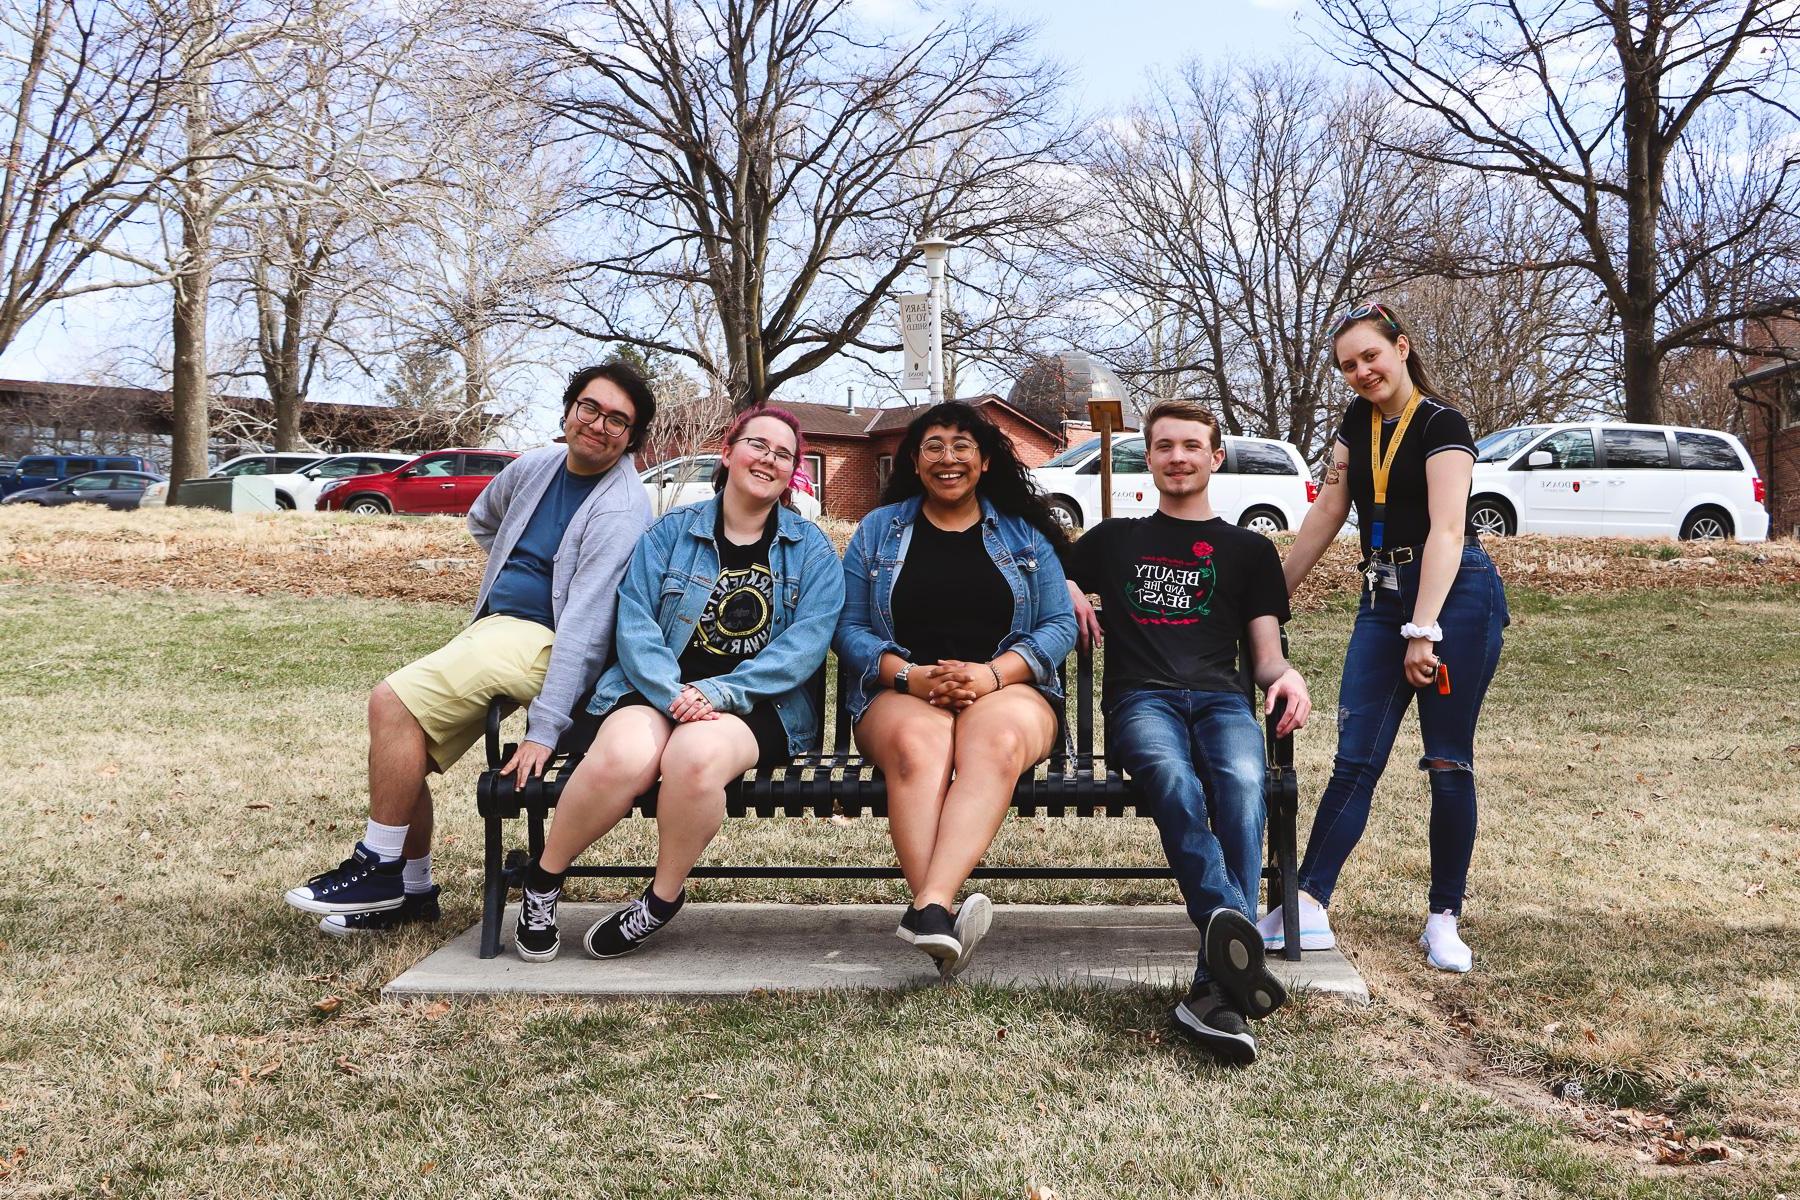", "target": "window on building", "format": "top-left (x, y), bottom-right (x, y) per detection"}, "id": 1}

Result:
top-left (1784, 376), bottom-right (1800, 428)
top-left (803, 453), bottom-right (824, 504)
top-left (877, 454), bottom-right (894, 494)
